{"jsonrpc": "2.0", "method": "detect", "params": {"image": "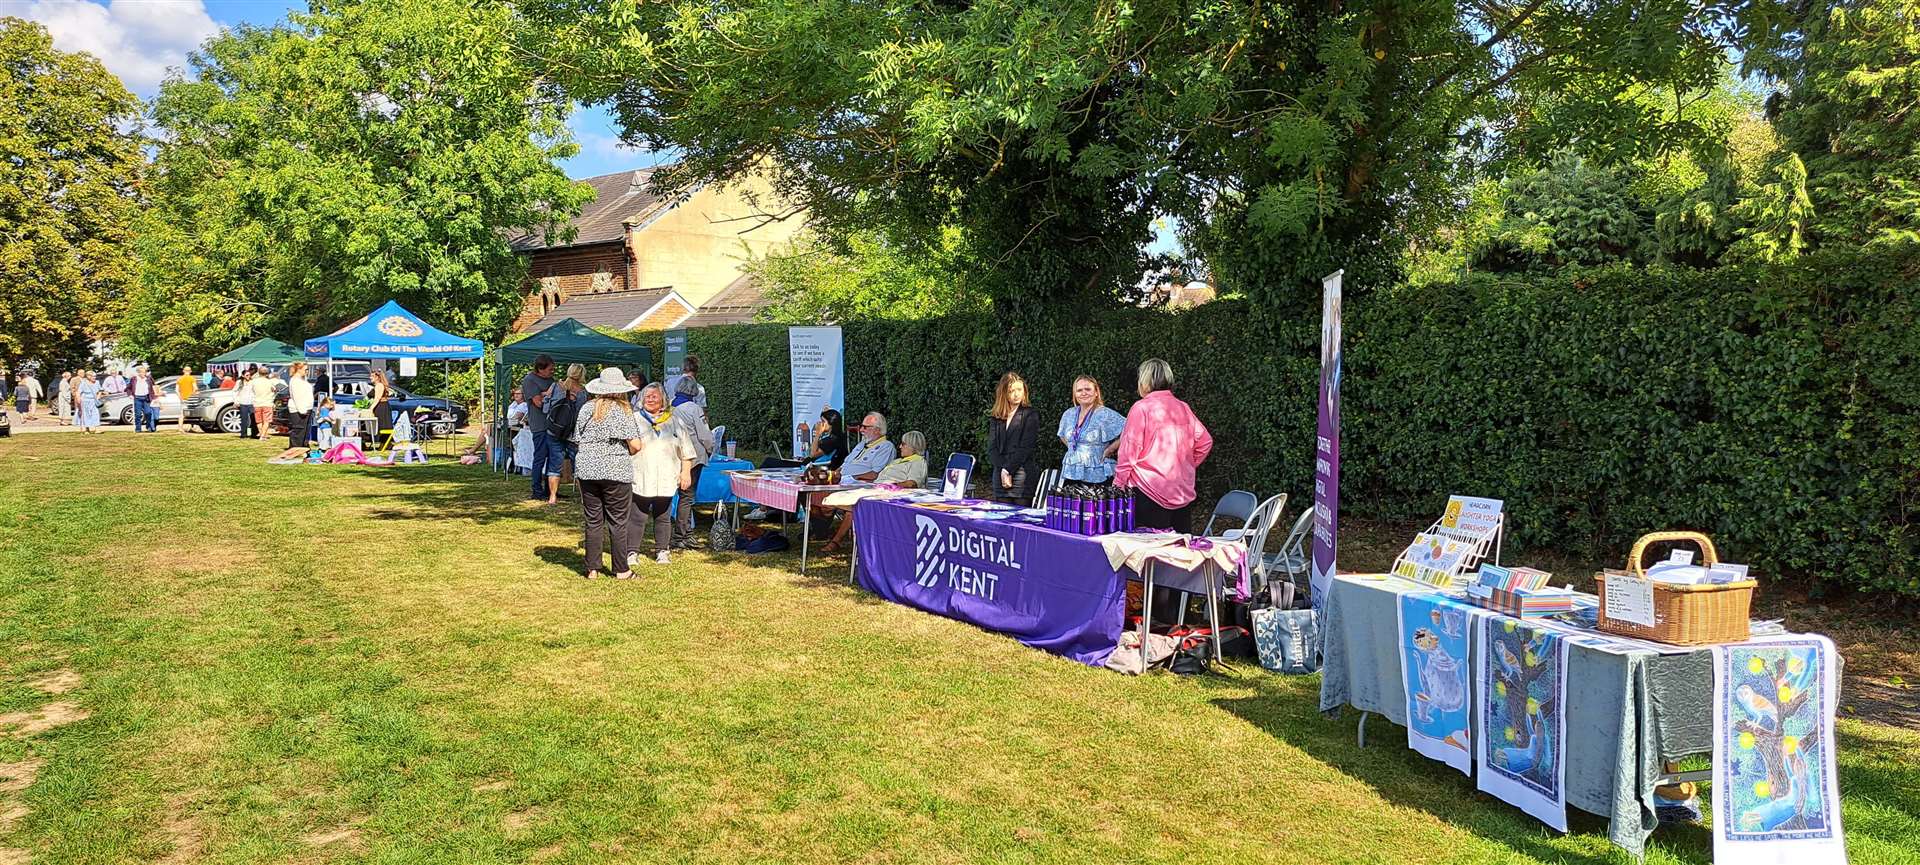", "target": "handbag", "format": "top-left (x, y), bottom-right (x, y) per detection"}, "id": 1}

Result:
top-left (709, 511), bottom-right (737, 551)
top-left (1252, 607), bottom-right (1320, 674)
